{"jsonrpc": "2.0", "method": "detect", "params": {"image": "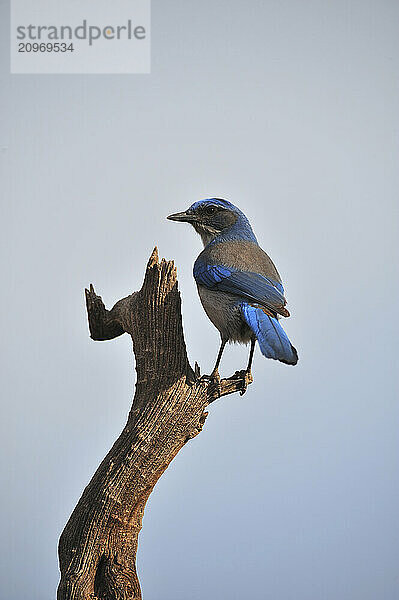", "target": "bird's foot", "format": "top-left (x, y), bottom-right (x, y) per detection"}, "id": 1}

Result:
top-left (201, 369), bottom-right (222, 399)
top-left (233, 369), bottom-right (253, 396)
